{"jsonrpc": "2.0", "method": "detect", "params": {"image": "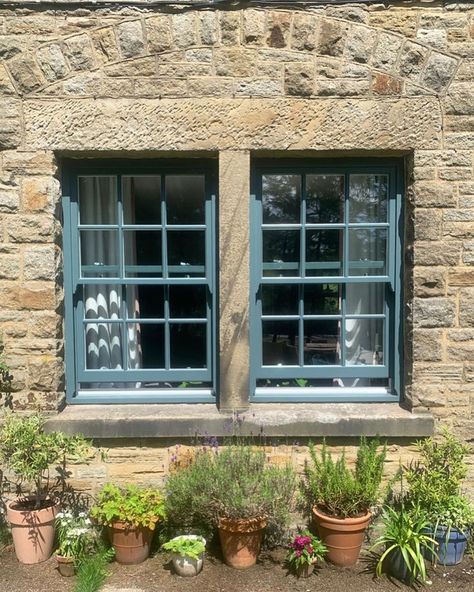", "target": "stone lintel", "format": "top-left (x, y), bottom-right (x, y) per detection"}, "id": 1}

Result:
top-left (45, 403), bottom-right (434, 439)
top-left (23, 97), bottom-right (442, 152)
